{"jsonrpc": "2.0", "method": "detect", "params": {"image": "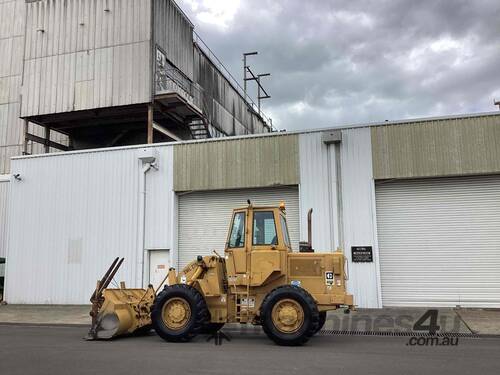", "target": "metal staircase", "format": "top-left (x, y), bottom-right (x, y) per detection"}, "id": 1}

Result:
top-left (188, 118), bottom-right (211, 140)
